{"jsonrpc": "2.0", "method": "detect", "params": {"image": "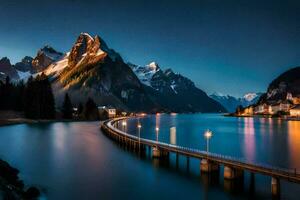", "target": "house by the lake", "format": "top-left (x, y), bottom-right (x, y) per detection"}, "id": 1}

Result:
top-left (290, 105), bottom-right (300, 117)
top-left (98, 106), bottom-right (116, 118)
